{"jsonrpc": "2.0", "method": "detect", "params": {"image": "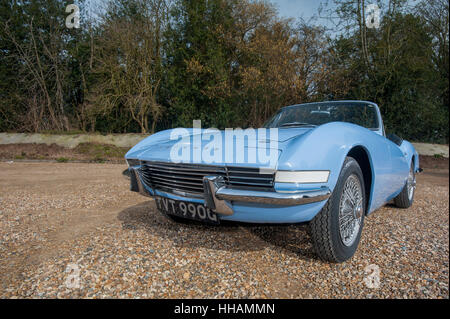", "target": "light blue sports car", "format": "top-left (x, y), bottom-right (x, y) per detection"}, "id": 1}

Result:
top-left (125, 101), bottom-right (421, 262)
